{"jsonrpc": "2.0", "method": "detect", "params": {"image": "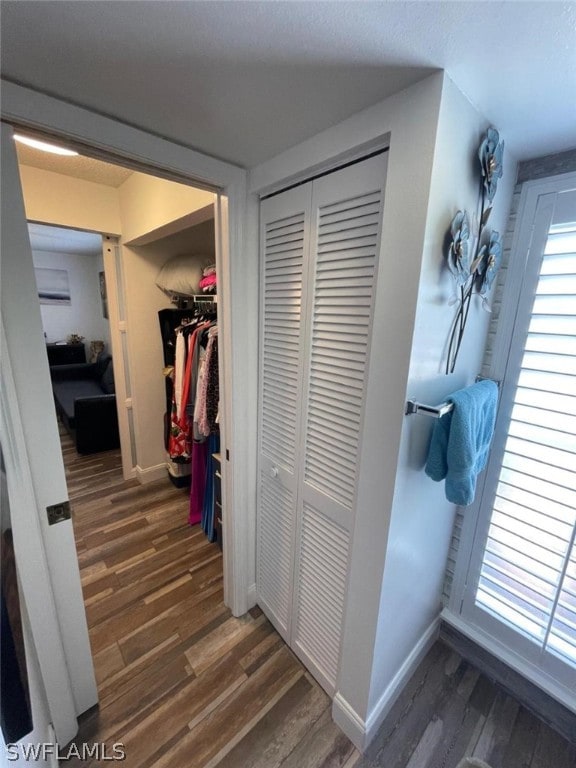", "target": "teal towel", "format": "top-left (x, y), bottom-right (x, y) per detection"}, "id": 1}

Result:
top-left (425, 380), bottom-right (498, 506)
